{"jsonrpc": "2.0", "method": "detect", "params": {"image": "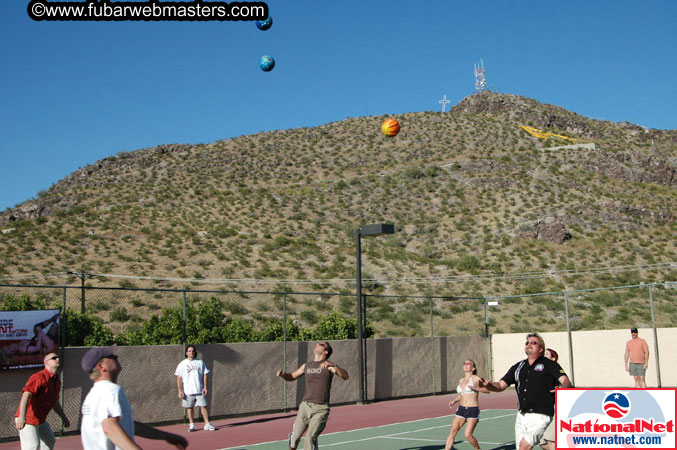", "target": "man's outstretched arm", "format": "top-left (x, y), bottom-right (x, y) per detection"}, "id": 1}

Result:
top-left (477, 378), bottom-right (508, 392)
